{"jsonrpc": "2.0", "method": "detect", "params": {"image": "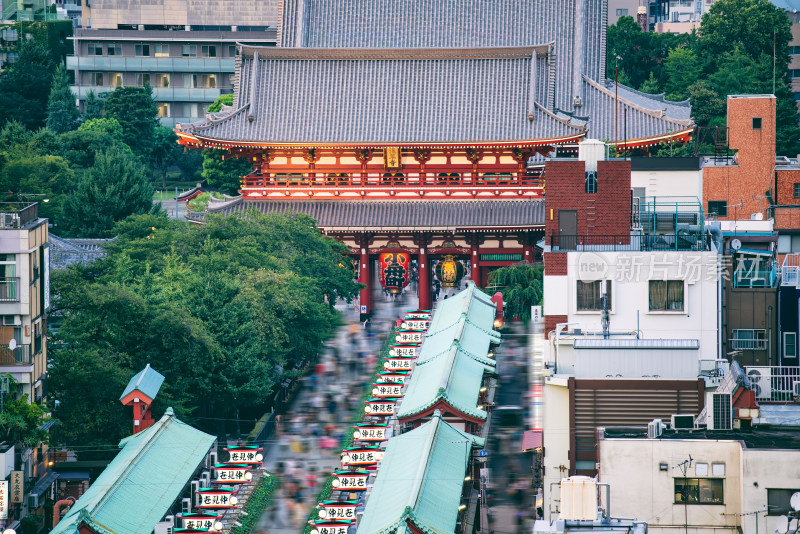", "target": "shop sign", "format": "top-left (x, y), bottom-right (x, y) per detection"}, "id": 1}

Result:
top-left (225, 446), bottom-right (263, 464)
top-left (331, 472), bottom-right (369, 491)
top-left (364, 400), bottom-right (396, 416)
top-left (10, 471), bottom-right (22, 504)
top-left (318, 501), bottom-right (358, 521)
top-left (372, 383), bottom-right (403, 398)
top-left (353, 426), bottom-right (387, 441)
top-left (383, 357), bottom-right (413, 371)
top-left (211, 463), bottom-right (252, 483)
top-left (389, 345), bottom-right (417, 357)
top-left (395, 330), bottom-right (423, 344)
